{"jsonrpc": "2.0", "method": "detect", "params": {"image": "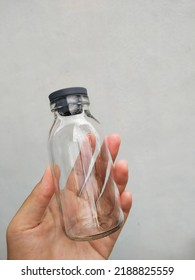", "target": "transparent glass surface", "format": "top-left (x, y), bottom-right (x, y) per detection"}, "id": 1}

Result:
top-left (48, 103), bottom-right (124, 240)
